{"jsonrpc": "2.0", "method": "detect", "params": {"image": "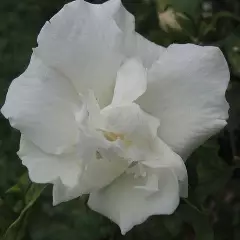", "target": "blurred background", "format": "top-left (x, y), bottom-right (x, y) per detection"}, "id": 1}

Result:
top-left (0, 0), bottom-right (240, 239)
